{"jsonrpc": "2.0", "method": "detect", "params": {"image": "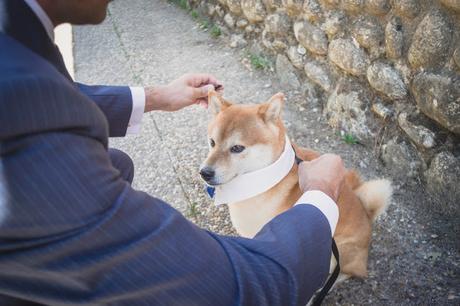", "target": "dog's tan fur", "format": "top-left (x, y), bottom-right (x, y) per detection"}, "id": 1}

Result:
top-left (202, 91), bottom-right (392, 280)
